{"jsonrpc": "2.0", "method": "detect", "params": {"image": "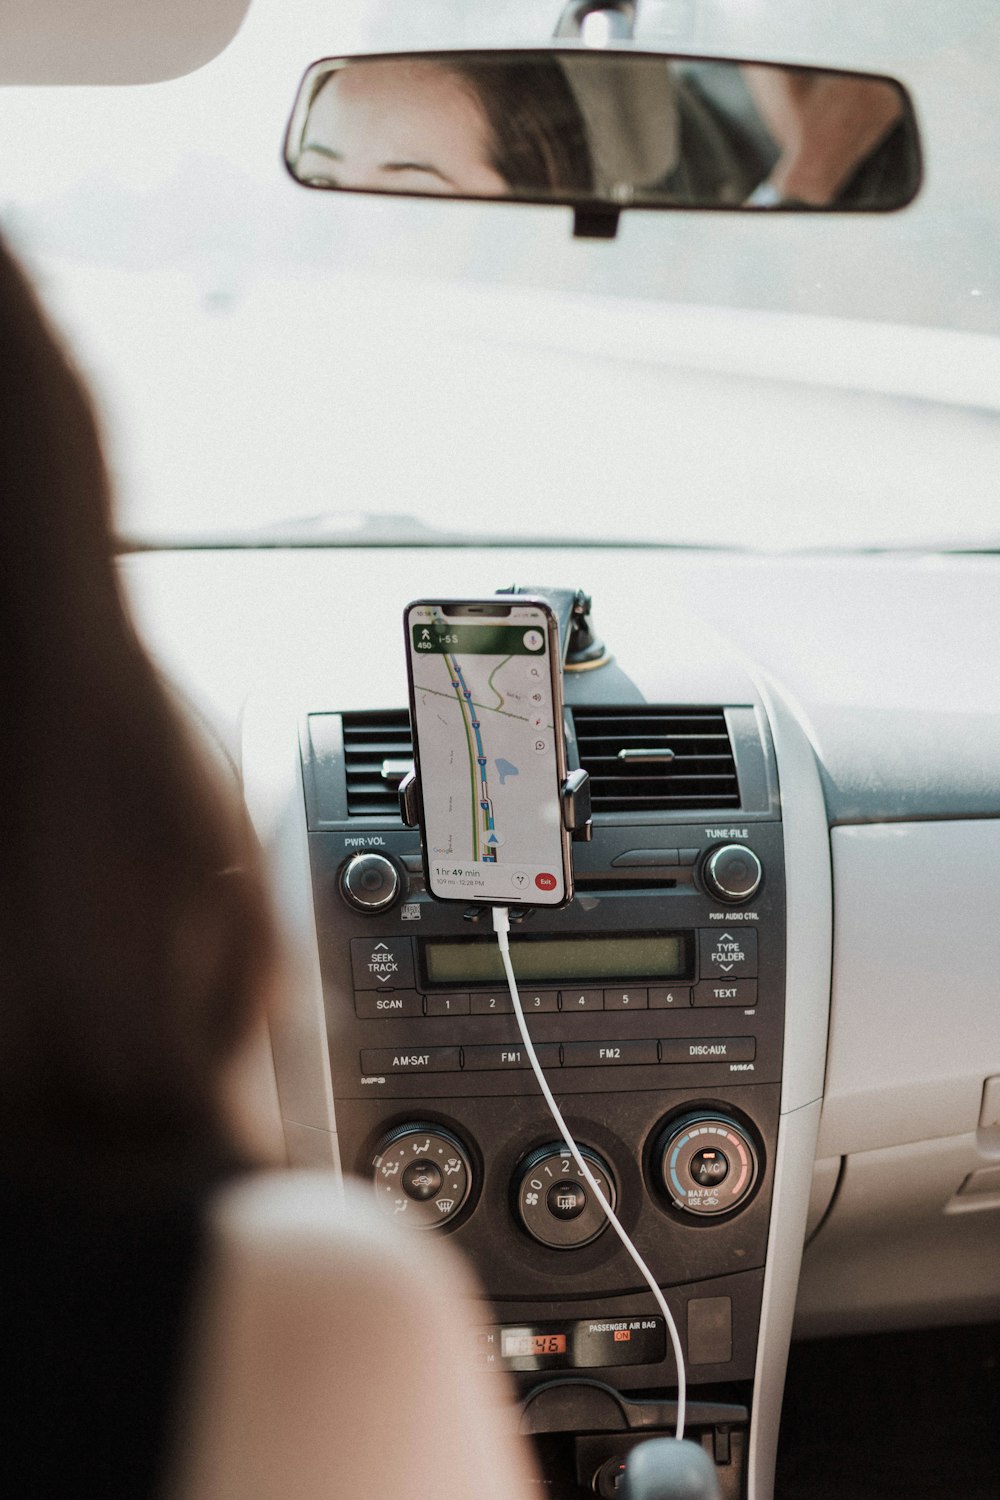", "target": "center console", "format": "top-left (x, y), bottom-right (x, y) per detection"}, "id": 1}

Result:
top-left (293, 696), bottom-right (789, 1495)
